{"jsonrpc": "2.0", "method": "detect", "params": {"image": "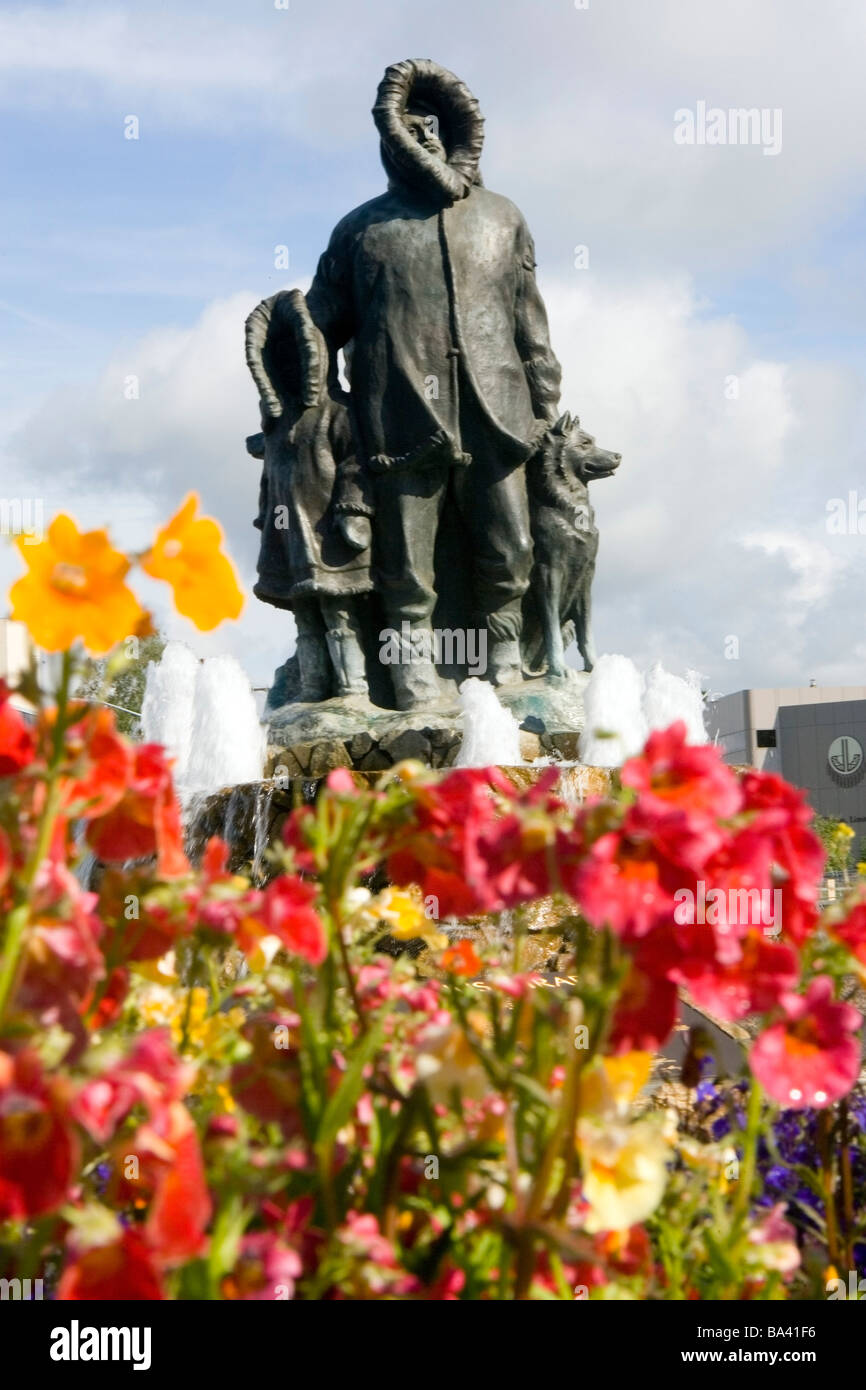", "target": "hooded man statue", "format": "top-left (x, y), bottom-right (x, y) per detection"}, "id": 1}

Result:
top-left (306, 59), bottom-right (563, 710)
